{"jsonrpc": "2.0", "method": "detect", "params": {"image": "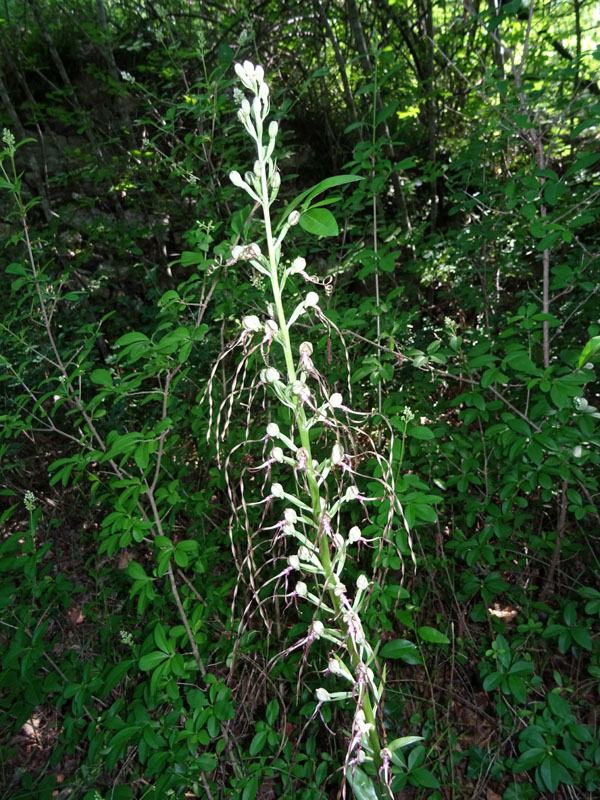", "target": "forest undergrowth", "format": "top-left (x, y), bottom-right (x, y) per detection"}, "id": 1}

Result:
top-left (1, 2), bottom-right (599, 799)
